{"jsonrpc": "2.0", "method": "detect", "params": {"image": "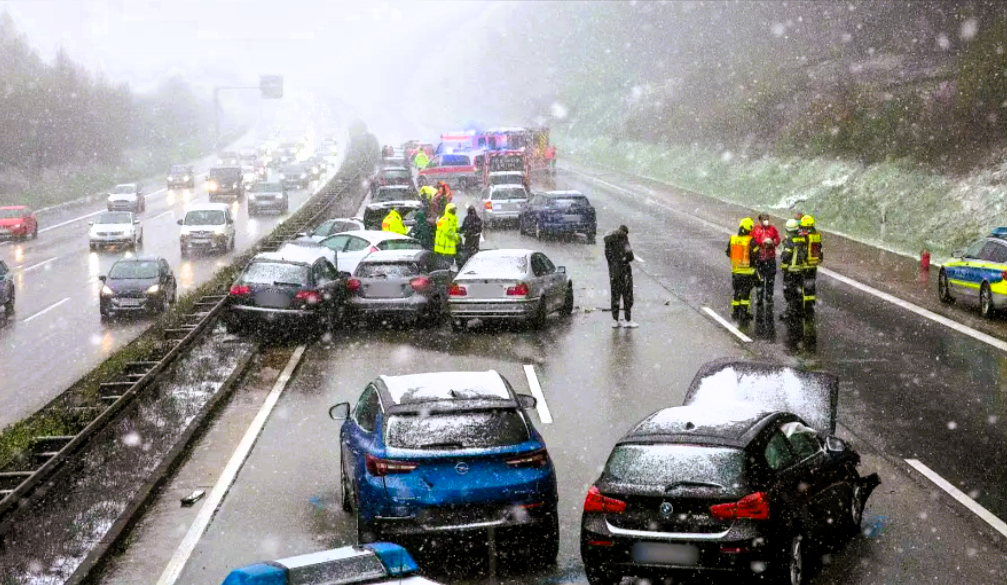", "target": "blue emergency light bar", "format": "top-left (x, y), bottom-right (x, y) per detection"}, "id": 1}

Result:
top-left (221, 542), bottom-right (420, 585)
top-left (991, 227), bottom-right (1007, 239)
